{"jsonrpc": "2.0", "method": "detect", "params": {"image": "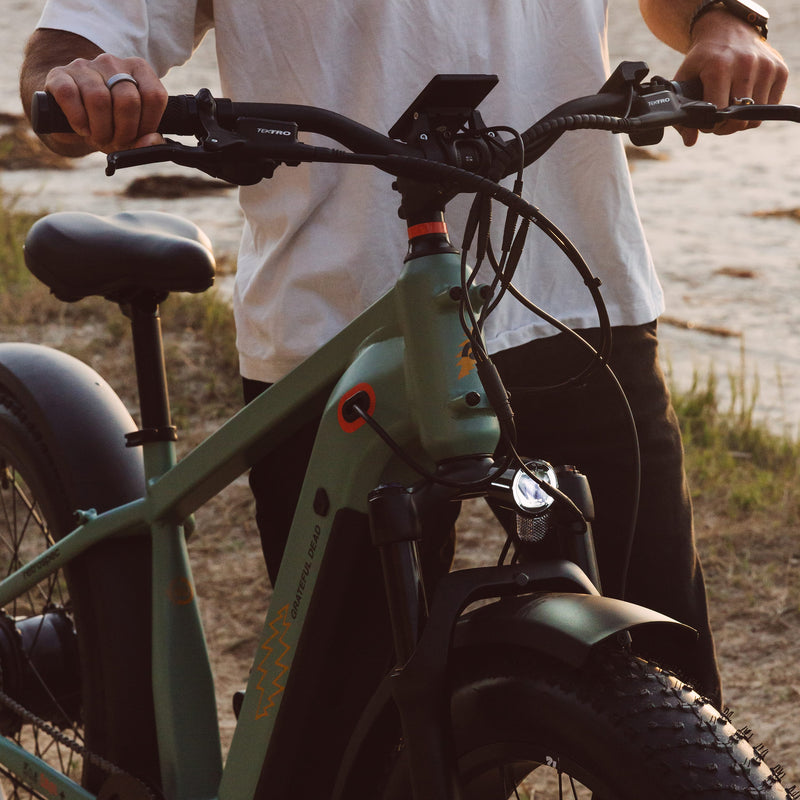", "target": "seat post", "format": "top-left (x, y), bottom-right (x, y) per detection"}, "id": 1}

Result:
top-left (123, 295), bottom-right (178, 475)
